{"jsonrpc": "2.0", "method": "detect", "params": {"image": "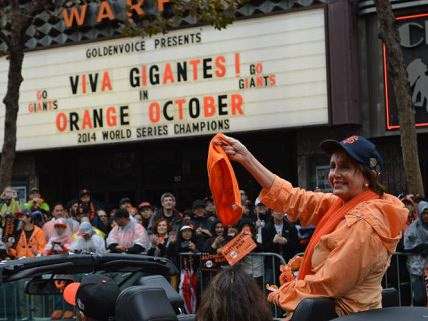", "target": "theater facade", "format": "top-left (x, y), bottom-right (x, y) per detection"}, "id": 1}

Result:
top-left (0, 0), bottom-right (362, 208)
